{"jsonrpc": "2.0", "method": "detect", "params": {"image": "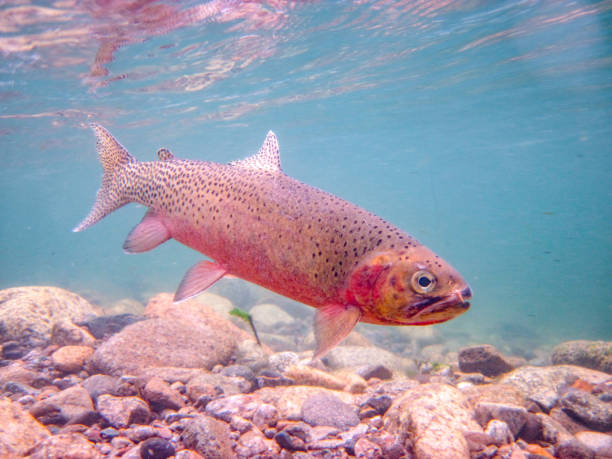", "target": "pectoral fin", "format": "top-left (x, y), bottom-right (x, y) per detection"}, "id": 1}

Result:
top-left (123, 210), bottom-right (170, 253)
top-left (174, 261), bottom-right (227, 302)
top-left (313, 304), bottom-right (361, 359)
